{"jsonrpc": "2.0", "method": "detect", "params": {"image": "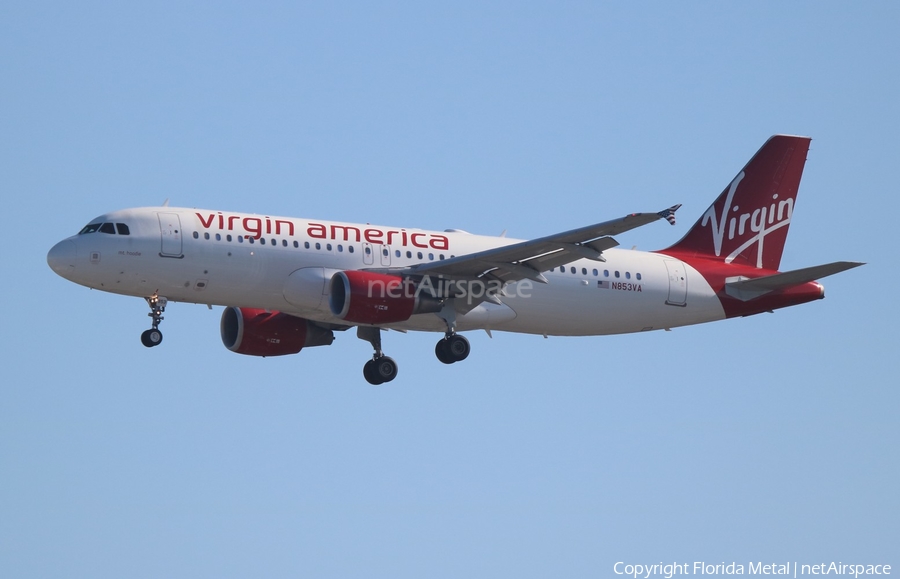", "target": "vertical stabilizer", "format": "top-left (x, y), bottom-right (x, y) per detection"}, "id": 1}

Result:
top-left (664, 135), bottom-right (811, 270)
